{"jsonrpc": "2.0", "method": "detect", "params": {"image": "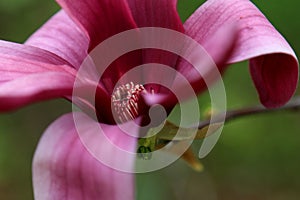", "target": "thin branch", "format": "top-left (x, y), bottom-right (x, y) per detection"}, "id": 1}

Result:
top-left (198, 96), bottom-right (300, 130)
